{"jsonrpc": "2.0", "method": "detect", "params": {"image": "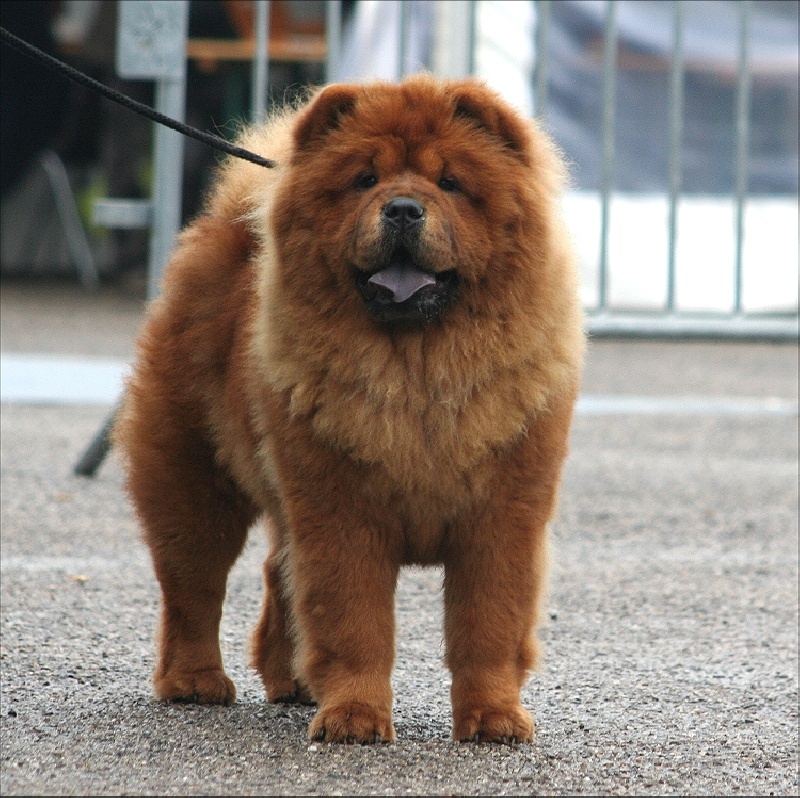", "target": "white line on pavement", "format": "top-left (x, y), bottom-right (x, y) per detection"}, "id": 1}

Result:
top-left (1, 353), bottom-right (797, 416)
